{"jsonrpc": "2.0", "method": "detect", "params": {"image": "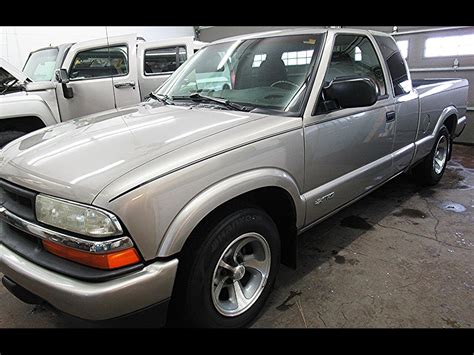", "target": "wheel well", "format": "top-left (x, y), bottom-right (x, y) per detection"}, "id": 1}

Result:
top-left (182, 187), bottom-right (298, 269)
top-left (0, 116), bottom-right (46, 133)
top-left (443, 114), bottom-right (456, 138)
top-left (443, 114), bottom-right (456, 160)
